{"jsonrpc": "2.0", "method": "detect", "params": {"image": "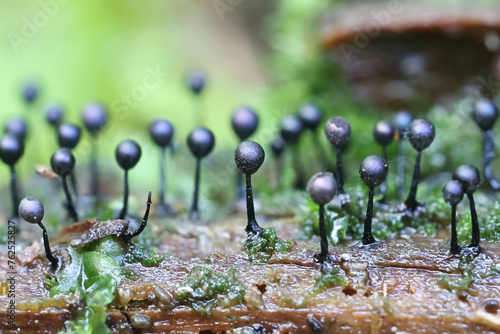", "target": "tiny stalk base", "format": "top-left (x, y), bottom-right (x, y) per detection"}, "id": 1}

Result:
top-left (124, 192), bottom-right (152, 242)
top-left (467, 193), bottom-right (480, 249)
top-left (404, 150), bottom-right (422, 211)
top-left (38, 221), bottom-right (60, 269)
top-left (190, 159), bottom-right (201, 221)
top-left (450, 204), bottom-right (460, 254)
top-left (244, 173), bottom-right (262, 236)
top-left (362, 187), bottom-right (376, 245)
top-left (315, 204), bottom-right (331, 264)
